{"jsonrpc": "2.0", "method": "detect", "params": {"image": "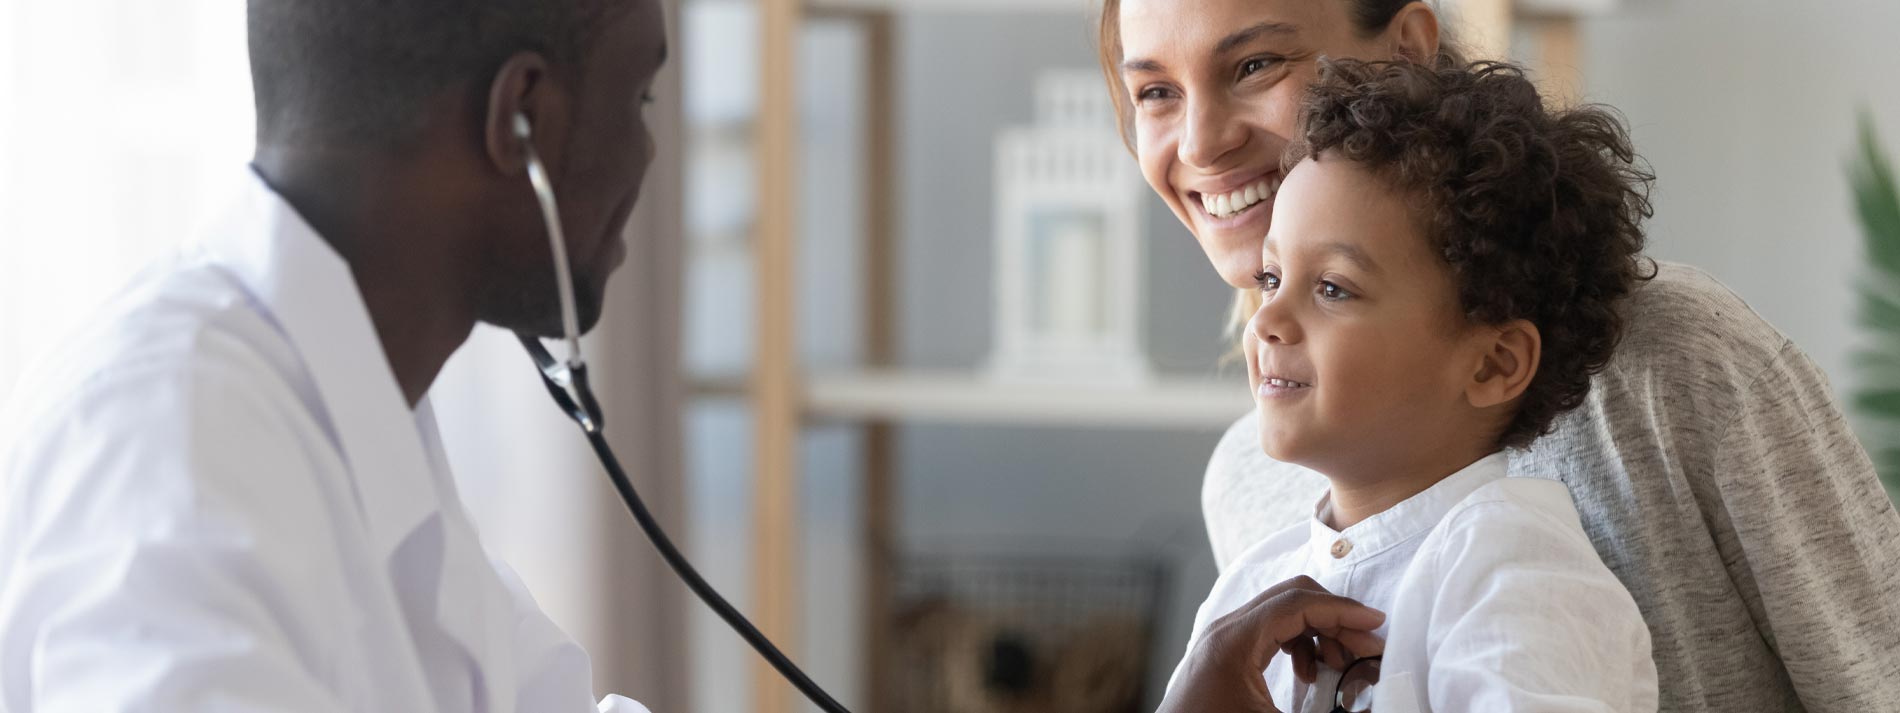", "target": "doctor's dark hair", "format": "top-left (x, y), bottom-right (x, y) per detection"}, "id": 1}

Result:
top-left (248, 0), bottom-right (630, 148)
top-left (1286, 58), bottom-right (1655, 449)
